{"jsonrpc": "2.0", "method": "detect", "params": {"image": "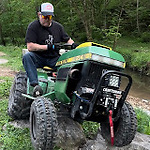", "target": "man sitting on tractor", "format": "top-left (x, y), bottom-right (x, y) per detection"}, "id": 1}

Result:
top-left (23, 2), bottom-right (77, 96)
